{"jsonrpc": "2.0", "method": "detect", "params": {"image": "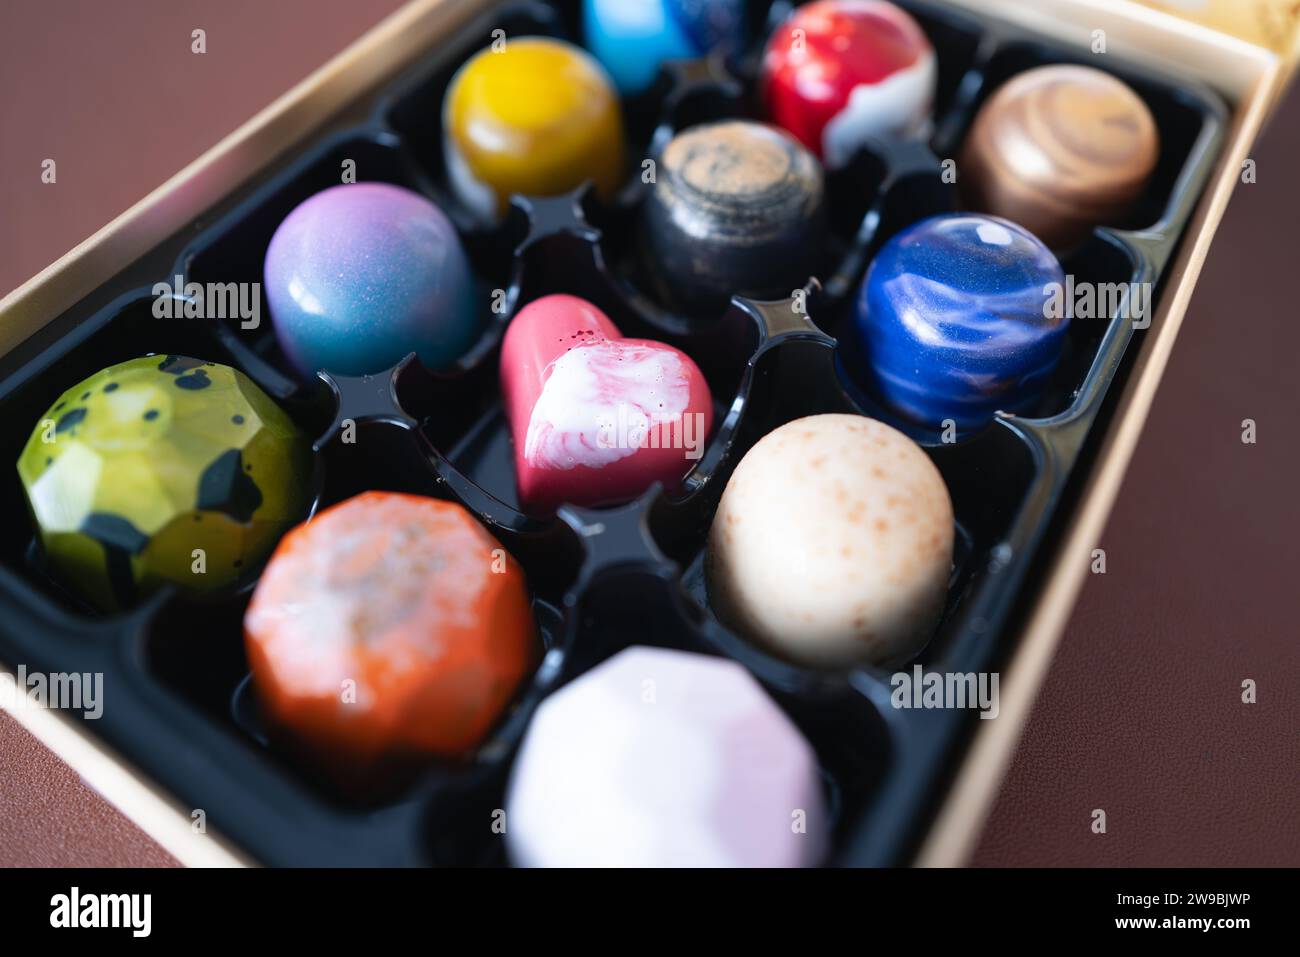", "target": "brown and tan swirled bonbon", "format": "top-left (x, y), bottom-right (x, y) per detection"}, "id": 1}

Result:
top-left (960, 64), bottom-right (1159, 250)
